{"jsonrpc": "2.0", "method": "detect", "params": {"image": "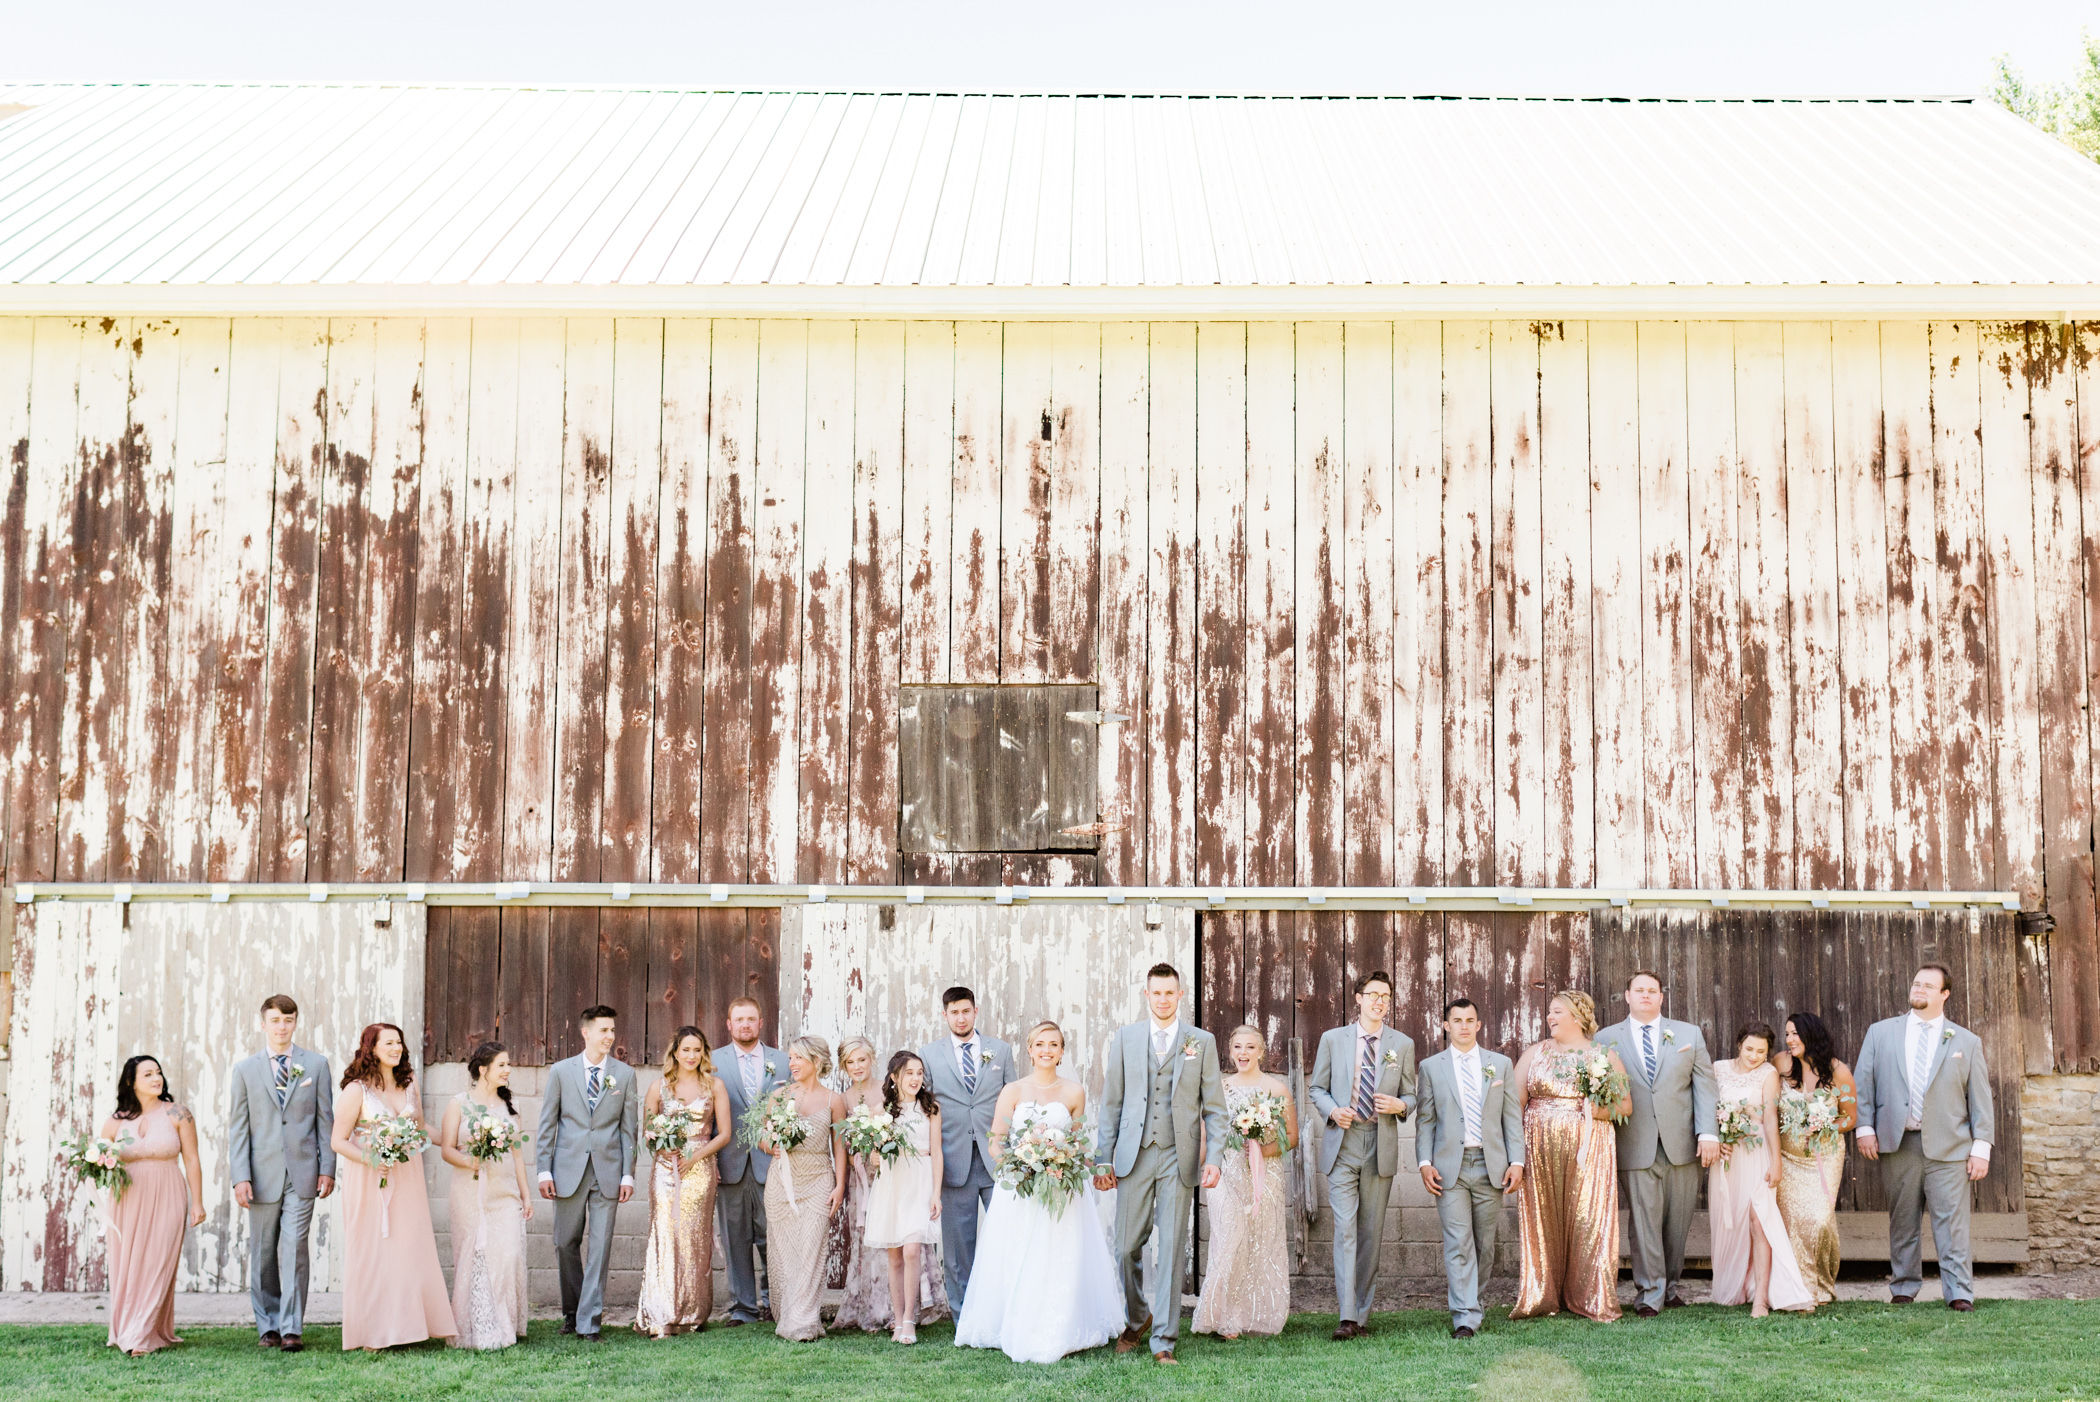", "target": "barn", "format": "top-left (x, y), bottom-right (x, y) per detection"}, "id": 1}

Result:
top-left (1, 83), bottom-right (2097, 1304)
